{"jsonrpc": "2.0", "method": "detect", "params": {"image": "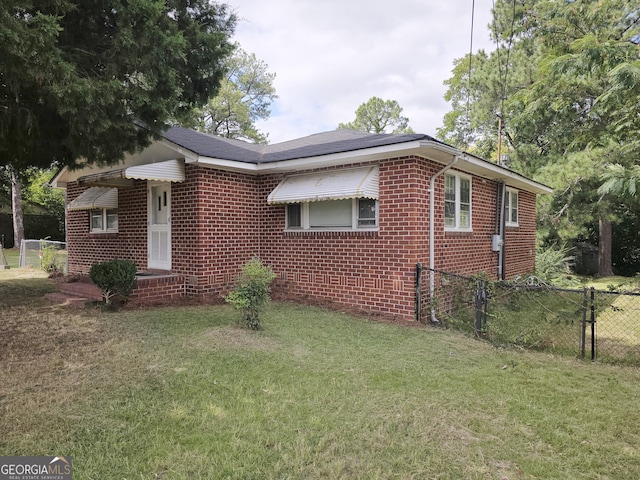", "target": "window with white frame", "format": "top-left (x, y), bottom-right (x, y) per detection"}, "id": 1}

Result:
top-left (505, 188), bottom-right (519, 227)
top-left (285, 198), bottom-right (378, 231)
top-left (90, 208), bottom-right (118, 233)
top-left (444, 173), bottom-right (471, 230)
